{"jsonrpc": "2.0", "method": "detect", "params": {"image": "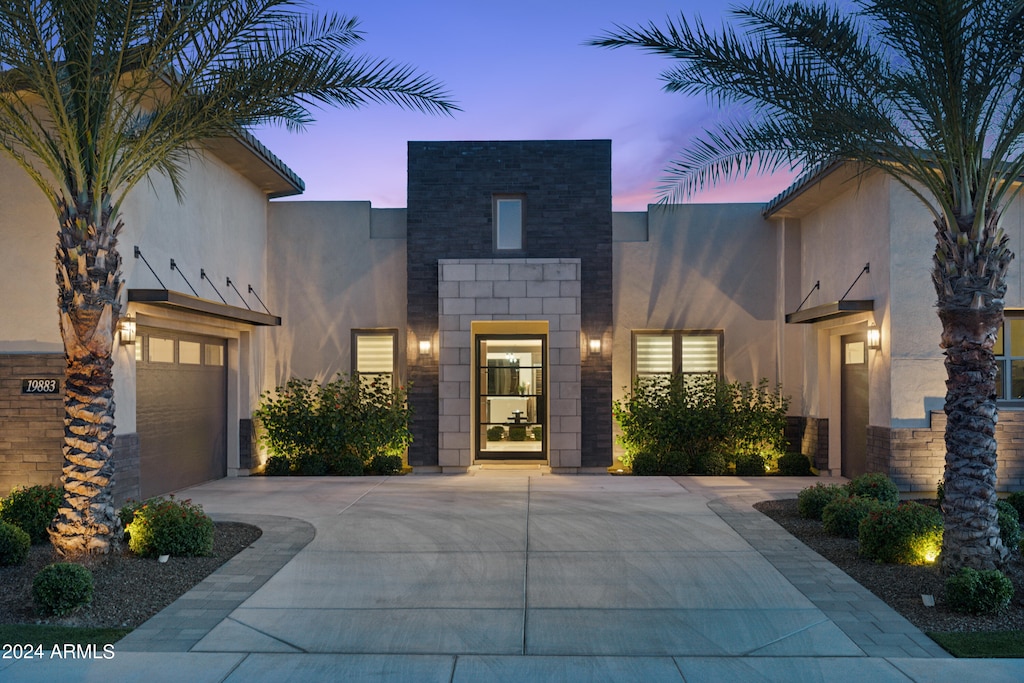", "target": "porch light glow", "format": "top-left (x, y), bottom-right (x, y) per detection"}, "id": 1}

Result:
top-left (119, 316), bottom-right (136, 345)
top-left (589, 338), bottom-right (601, 354)
top-left (866, 323), bottom-right (880, 350)
top-left (418, 339), bottom-right (431, 355)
